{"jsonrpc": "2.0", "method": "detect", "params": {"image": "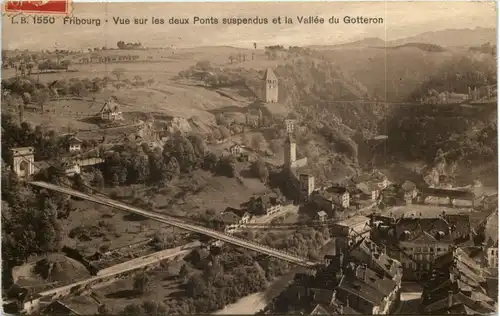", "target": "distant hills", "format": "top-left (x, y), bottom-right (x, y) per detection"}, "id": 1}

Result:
top-left (311, 27), bottom-right (496, 49)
